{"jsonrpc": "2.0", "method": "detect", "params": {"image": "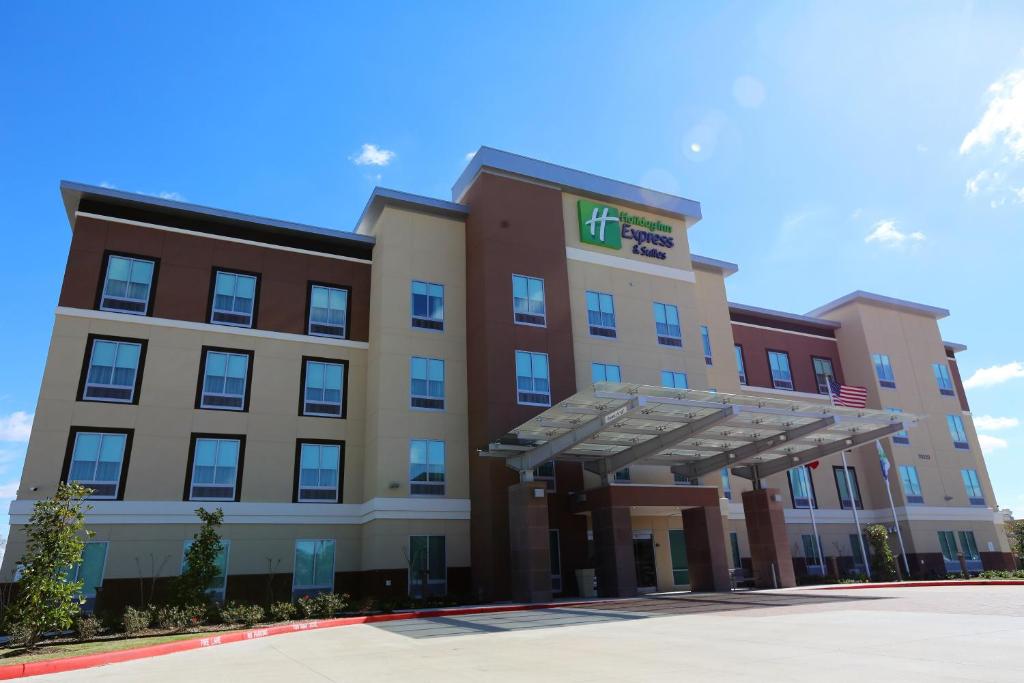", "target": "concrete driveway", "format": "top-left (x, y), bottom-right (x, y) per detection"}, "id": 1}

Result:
top-left (36, 586), bottom-right (1024, 682)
